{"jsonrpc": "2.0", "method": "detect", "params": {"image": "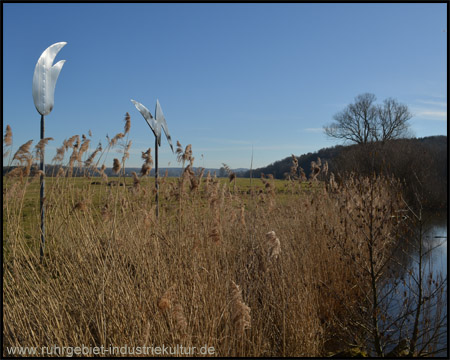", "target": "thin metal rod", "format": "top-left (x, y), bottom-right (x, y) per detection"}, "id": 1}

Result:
top-left (155, 136), bottom-right (159, 218)
top-left (40, 115), bottom-right (45, 261)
